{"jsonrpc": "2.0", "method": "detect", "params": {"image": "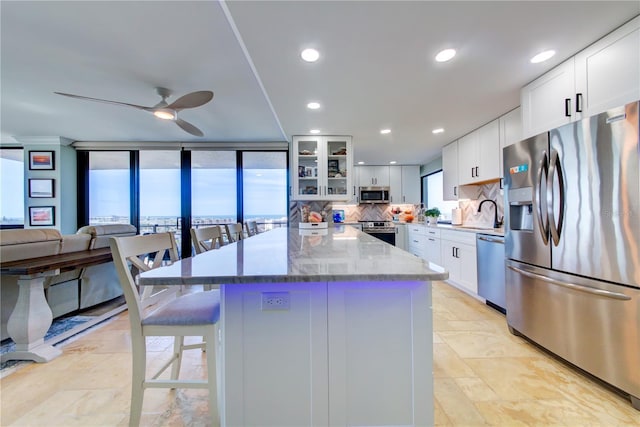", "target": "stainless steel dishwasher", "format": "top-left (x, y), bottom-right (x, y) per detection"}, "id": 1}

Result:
top-left (476, 234), bottom-right (506, 313)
